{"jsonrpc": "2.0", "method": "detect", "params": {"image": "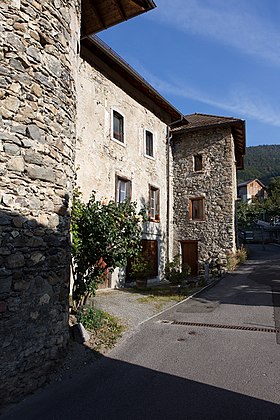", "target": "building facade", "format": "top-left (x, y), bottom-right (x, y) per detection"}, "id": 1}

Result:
top-left (171, 114), bottom-right (245, 275)
top-left (0, 0), bottom-right (245, 406)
